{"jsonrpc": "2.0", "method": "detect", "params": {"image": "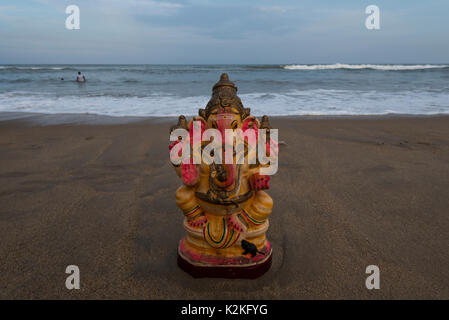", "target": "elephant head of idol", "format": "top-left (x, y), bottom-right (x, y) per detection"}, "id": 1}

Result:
top-left (195, 74), bottom-right (259, 207)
